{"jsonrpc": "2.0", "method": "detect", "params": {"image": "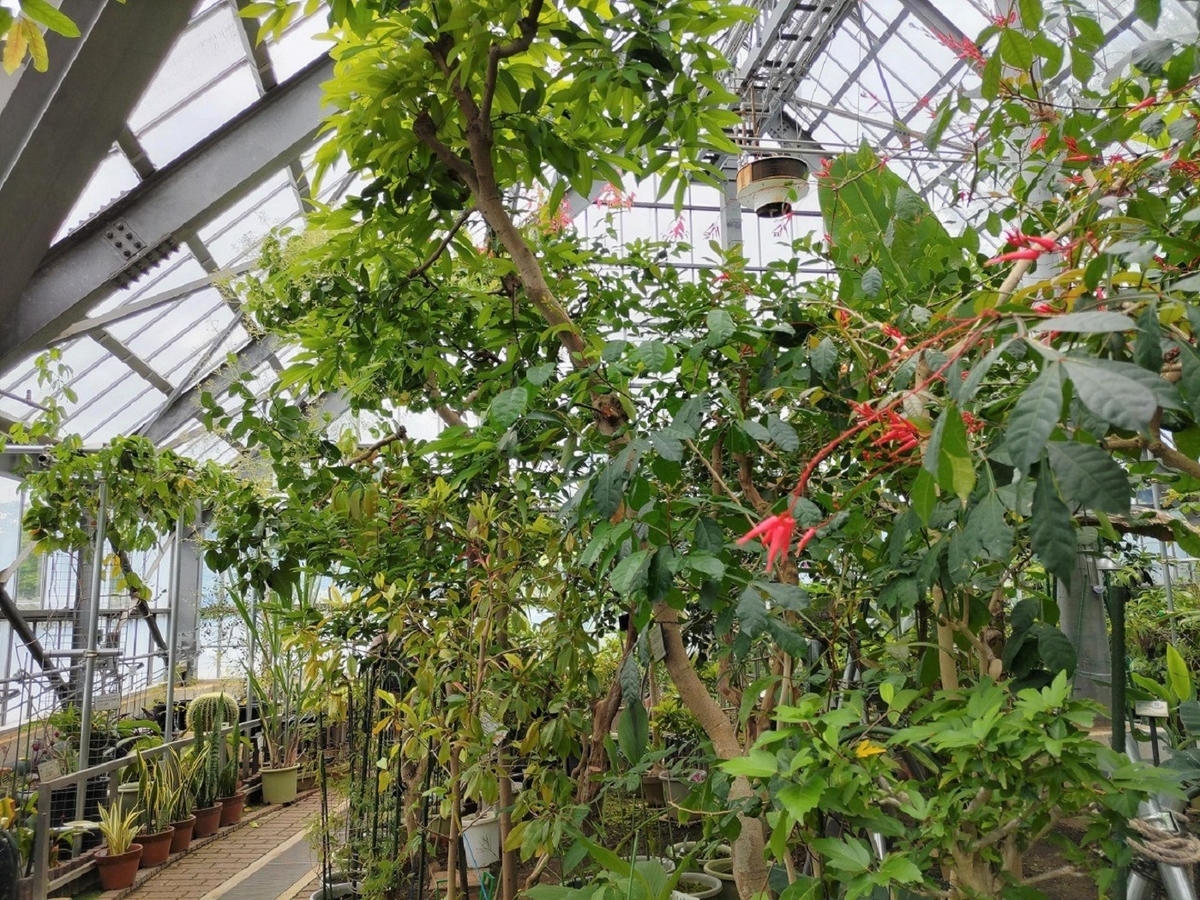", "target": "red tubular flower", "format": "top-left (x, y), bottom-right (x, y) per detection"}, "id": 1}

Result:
top-left (738, 512), bottom-right (796, 570)
top-left (1030, 132), bottom-right (1048, 152)
top-left (985, 248), bottom-right (1042, 265)
top-left (1129, 96), bottom-right (1156, 113)
top-left (1024, 234), bottom-right (1061, 252)
top-left (794, 526), bottom-right (819, 558)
